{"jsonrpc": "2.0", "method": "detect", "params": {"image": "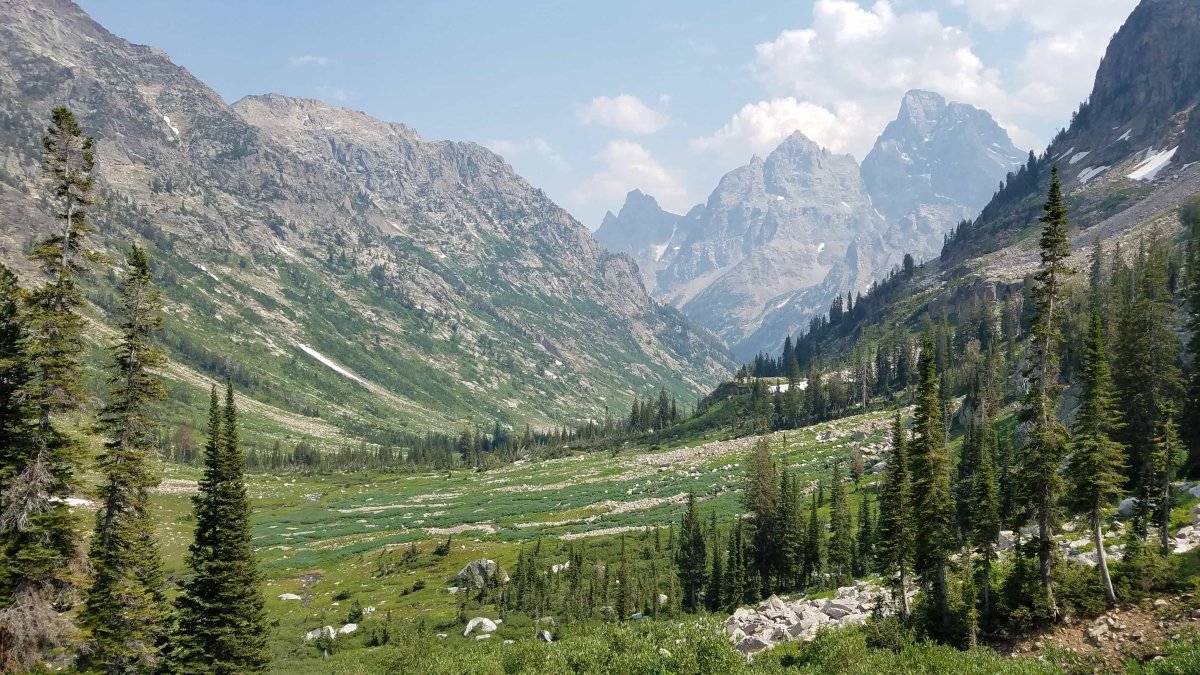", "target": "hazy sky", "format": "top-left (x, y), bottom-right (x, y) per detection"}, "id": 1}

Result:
top-left (78, 0), bottom-right (1139, 227)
